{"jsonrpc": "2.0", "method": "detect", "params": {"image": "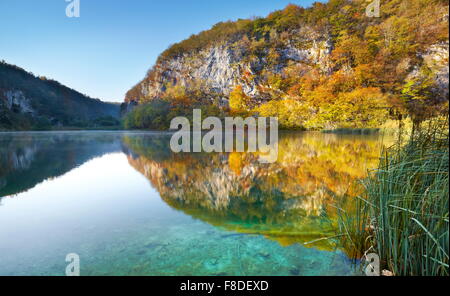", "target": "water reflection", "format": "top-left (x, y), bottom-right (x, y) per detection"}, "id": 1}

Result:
top-left (122, 132), bottom-right (388, 250)
top-left (0, 132), bottom-right (389, 250)
top-left (0, 131), bottom-right (391, 275)
top-left (0, 132), bottom-right (122, 197)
